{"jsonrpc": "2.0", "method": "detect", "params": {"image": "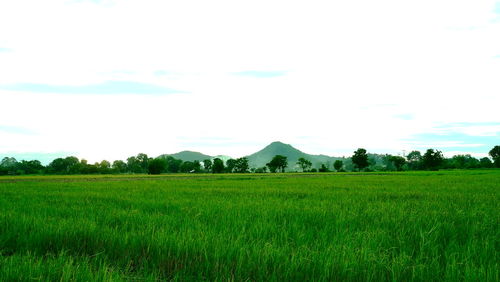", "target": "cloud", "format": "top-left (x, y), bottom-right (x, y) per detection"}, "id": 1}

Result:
top-left (0, 48), bottom-right (12, 52)
top-left (0, 81), bottom-right (186, 95)
top-left (393, 114), bottom-right (414, 120)
top-left (405, 132), bottom-right (499, 154)
top-left (0, 0), bottom-right (499, 161)
top-left (0, 125), bottom-right (36, 135)
top-left (232, 71), bottom-right (287, 78)
top-left (434, 122), bottom-right (500, 137)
